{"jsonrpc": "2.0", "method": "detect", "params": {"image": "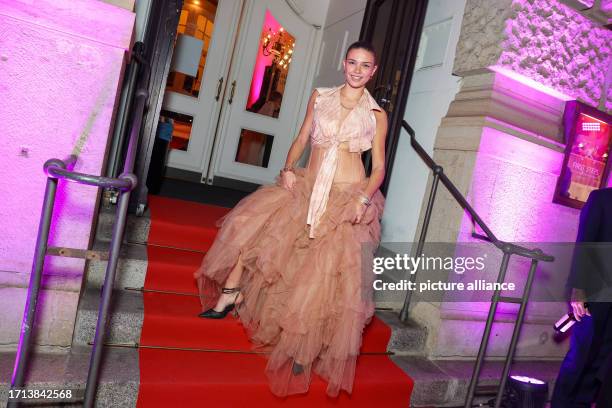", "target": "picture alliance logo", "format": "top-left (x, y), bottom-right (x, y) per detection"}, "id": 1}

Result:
top-left (372, 253), bottom-right (487, 275)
